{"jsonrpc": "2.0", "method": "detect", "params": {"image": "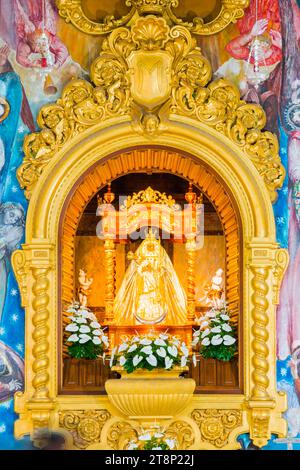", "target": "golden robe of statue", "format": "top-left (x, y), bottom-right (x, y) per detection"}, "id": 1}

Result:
top-left (114, 231), bottom-right (187, 325)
